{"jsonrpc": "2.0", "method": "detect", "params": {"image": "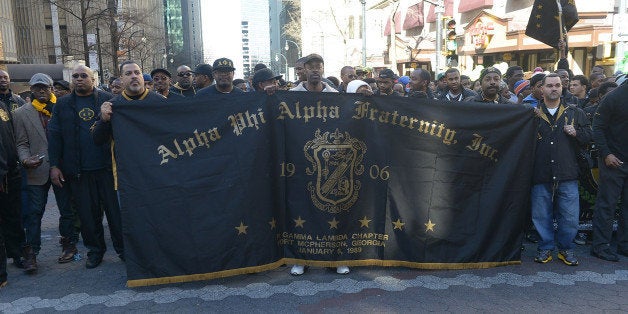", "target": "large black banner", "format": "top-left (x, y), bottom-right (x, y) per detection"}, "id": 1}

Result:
top-left (112, 92), bottom-right (536, 287)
